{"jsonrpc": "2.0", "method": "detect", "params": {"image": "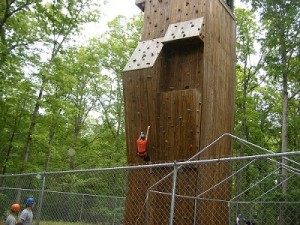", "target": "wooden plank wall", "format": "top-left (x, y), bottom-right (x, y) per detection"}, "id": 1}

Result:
top-left (160, 43), bottom-right (204, 92)
top-left (123, 170), bottom-right (151, 224)
top-left (123, 63), bottom-right (161, 164)
top-left (156, 89), bottom-right (201, 161)
top-left (195, 0), bottom-right (236, 224)
top-left (200, 0), bottom-right (236, 152)
top-left (124, 43), bottom-right (204, 164)
top-left (123, 0), bottom-right (236, 224)
top-left (142, 0), bottom-right (207, 40)
top-left (147, 167), bottom-right (199, 225)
